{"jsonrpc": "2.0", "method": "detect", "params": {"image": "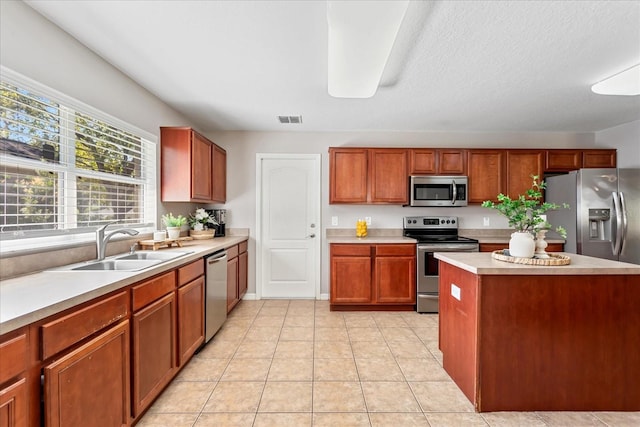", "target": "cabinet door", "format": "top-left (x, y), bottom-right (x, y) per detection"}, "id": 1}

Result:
top-left (132, 293), bottom-right (176, 417)
top-left (438, 149), bottom-right (466, 174)
top-left (374, 256), bottom-right (416, 304)
top-left (467, 150), bottom-right (505, 203)
top-left (329, 148), bottom-right (368, 203)
top-left (238, 250), bottom-right (248, 300)
top-left (227, 256), bottom-right (239, 313)
top-left (369, 149), bottom-right (408, 204)
top-left (409, 149), bottom-right (437, 174)
top-left (191, 132), bottom-right (213, 201)
top-left (178, 277), bottom-right (205, 365)
top-left (44, 320), bottom-right (130, 427)
top-left (506, 151), bottom-right (544, 198)
top-left (545, 149), bottom-right (582, 172)
top-left (330, 255), bottom-right (372, 304)
top-left (583, 150), bottom-right (616, 168)
top-left (0, 378), bottom-right (27, 427)
top-left (211, 144), bottom-right (227, 203)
